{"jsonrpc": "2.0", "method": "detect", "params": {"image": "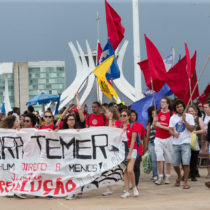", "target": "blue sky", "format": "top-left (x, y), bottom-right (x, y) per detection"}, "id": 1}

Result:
top-left (0, 0), bottom-right (209, 95)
